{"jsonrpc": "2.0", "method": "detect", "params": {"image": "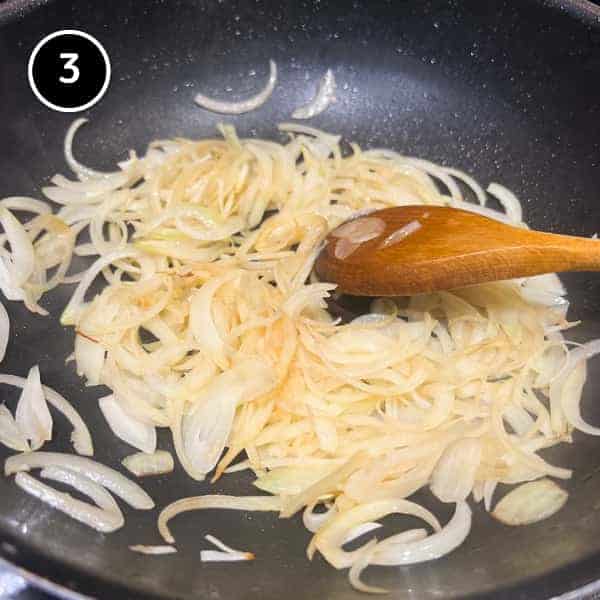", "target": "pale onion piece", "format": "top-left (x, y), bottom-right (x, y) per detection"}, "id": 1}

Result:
top-left (74, 333), bottom-right (105, 386)
top-left (200, 550), bottom-right (254, 562)
top-left (202, 534), bottom-right (254, 561)
top-left (483, 481), bottom-right (497, 512)
top-left (378, 220), bottom-right (421, 249)
top-left (292, 69), bottom-right (337, 119)
top-left (254, 464), bottom-right (336, 496)
top-left (0, 197), bottom-right (51, 215)
top-left (430, 438), bottom-right (482, 503)
top-left (330, 217), bottom-right (386, 244)
top-left (372, 502), bottom-right (471, 566)
top-left (99, 394), bottom-right (157, 454)
top-left (5, 452), bottom-right (154, 510)
top-left (0, 406), bottom-right (29, 452)
top-left (491, 479), bottom-right (568, 526)
top-left (50, 172), bottom-right (129, 196)
top-left (281, 453), bottom-right (369, 518)
top-left (130, 545), bottom-right (177, 555)
top-left (312, 499), bottom-right (441, 569)
top-left (343, 522), bottom-right (382, 545)
top-left (64, 119), bottom-right (115, 179)
top-left (487, 182), bottom-right (523, 223)
top-left (0, 373), bottom-right (93, 456)
top-left (60, 248), bottom-right (138, 326)
top-left (158, 495), bottom-right (281, 544)
top-left (188, 271), bottom-right (240, 367)
top-left (15, 365), bottom-right (52, 451)
top-left (14, 473), bottom-right (123, 532)
top-left (0, 258), bottom-right (25, 301)
top-left (348, 539), bottom-right (388, 595)
top-left (194, 60), bottom-right (277, 115)
top-left (0, 208), bottom-right (35, 286)
top-left (443, 167), bottom-right (487, 206)
top-left (40, 466), bottom-right (122, 516)
top-left (122, 451), bottom-right (174, 477)
top-left (0, 301), bottom-right (8, 363)
top-left (551, 340), bottom-right (600, 435)
top-left (303, 503), bottom-right (336, 533)
top-left (180, 359), bottom-right (274, 480)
